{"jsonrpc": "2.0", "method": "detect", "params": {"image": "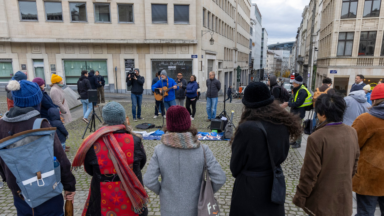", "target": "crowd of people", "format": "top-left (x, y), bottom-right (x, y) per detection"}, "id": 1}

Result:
top-left (0, 69), bottom-right (384, 216)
